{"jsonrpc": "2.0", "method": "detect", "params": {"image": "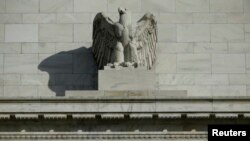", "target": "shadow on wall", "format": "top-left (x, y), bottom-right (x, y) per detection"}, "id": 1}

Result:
top-left (38, 46), bottom-right (98, 96)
